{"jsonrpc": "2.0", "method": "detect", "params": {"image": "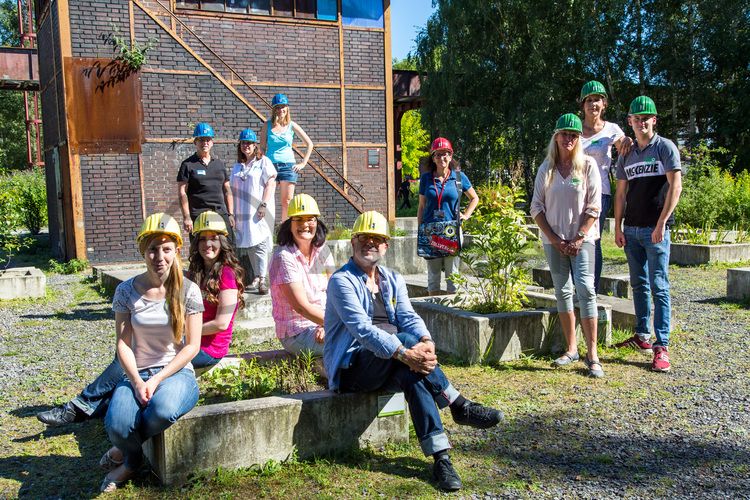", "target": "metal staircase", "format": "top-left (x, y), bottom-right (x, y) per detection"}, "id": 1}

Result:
top-left (132, 0), bottom-right (366, 212)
